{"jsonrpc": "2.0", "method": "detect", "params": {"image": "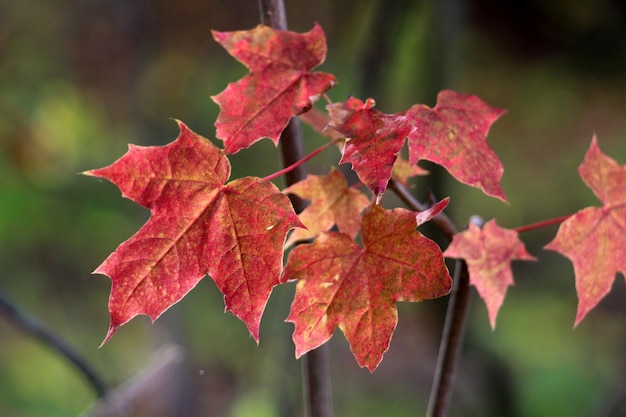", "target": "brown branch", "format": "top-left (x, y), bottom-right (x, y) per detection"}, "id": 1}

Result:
top-left (249, 11), bottom-right (471, 417)
top-left (0, 290), bottom-right (108, 398)
top-left (258, 2), bottom-right (334, 417)
top-left (425, 259), bottom-right (472, 417)
top-left (80, 345), bottom-right (185, 417)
